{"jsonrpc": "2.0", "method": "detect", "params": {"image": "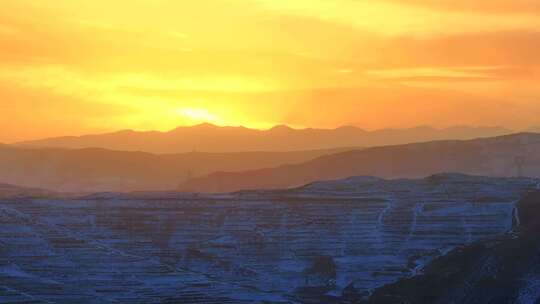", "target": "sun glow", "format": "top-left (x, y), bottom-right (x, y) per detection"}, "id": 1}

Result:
top-left (177, 108), bottom-right (222, 124)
